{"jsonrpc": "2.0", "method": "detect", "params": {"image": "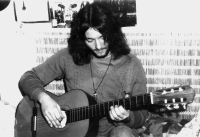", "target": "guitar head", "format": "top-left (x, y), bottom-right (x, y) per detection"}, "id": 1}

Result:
top-left (151, 85), bottom-right (196, 109)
